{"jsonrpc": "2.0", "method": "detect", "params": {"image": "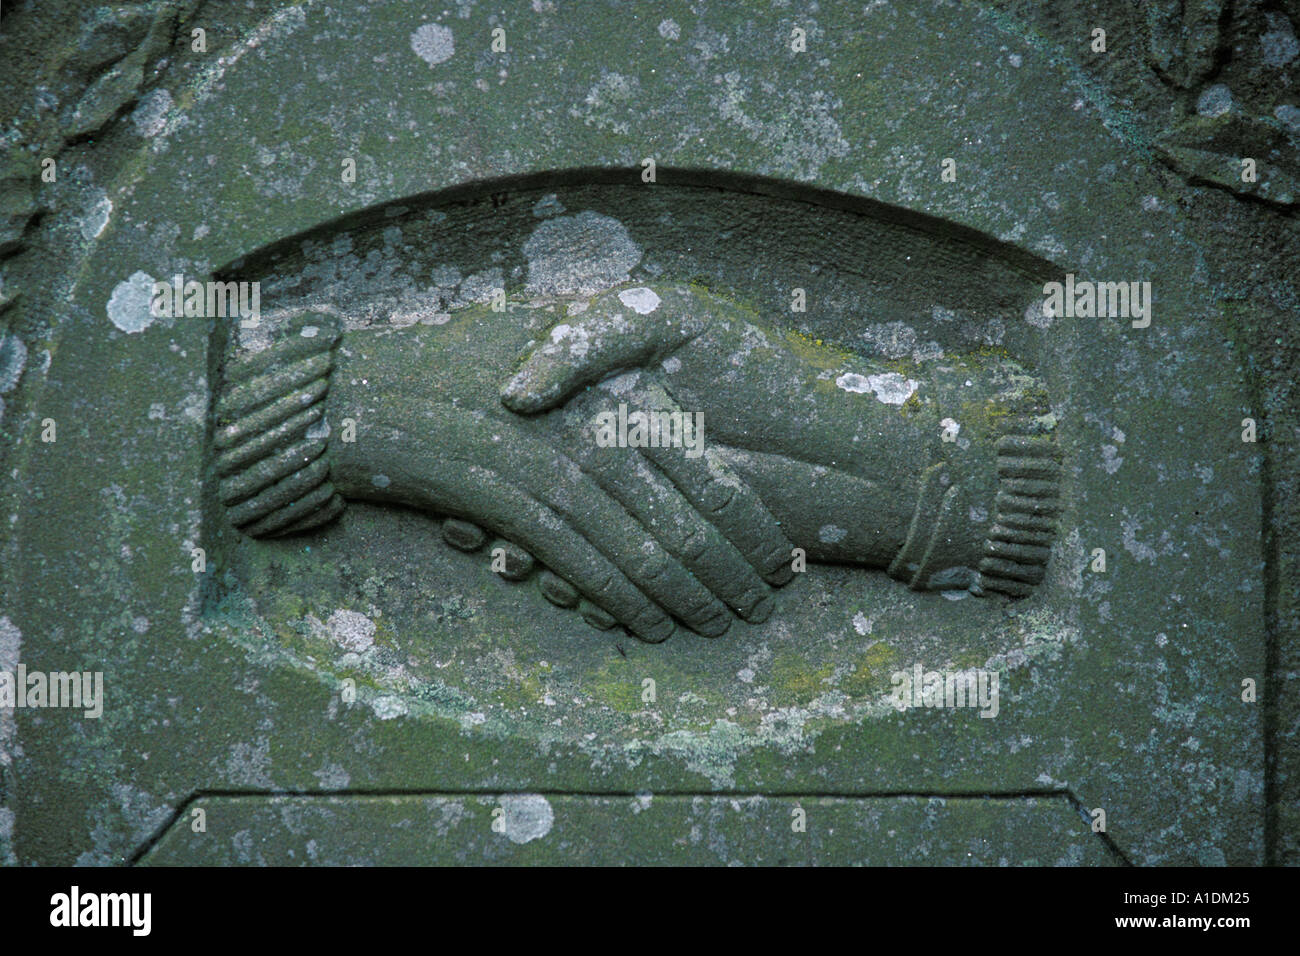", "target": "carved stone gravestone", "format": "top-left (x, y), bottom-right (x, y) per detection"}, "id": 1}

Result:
top-left (1, 0), bottom-right (1293, 865)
